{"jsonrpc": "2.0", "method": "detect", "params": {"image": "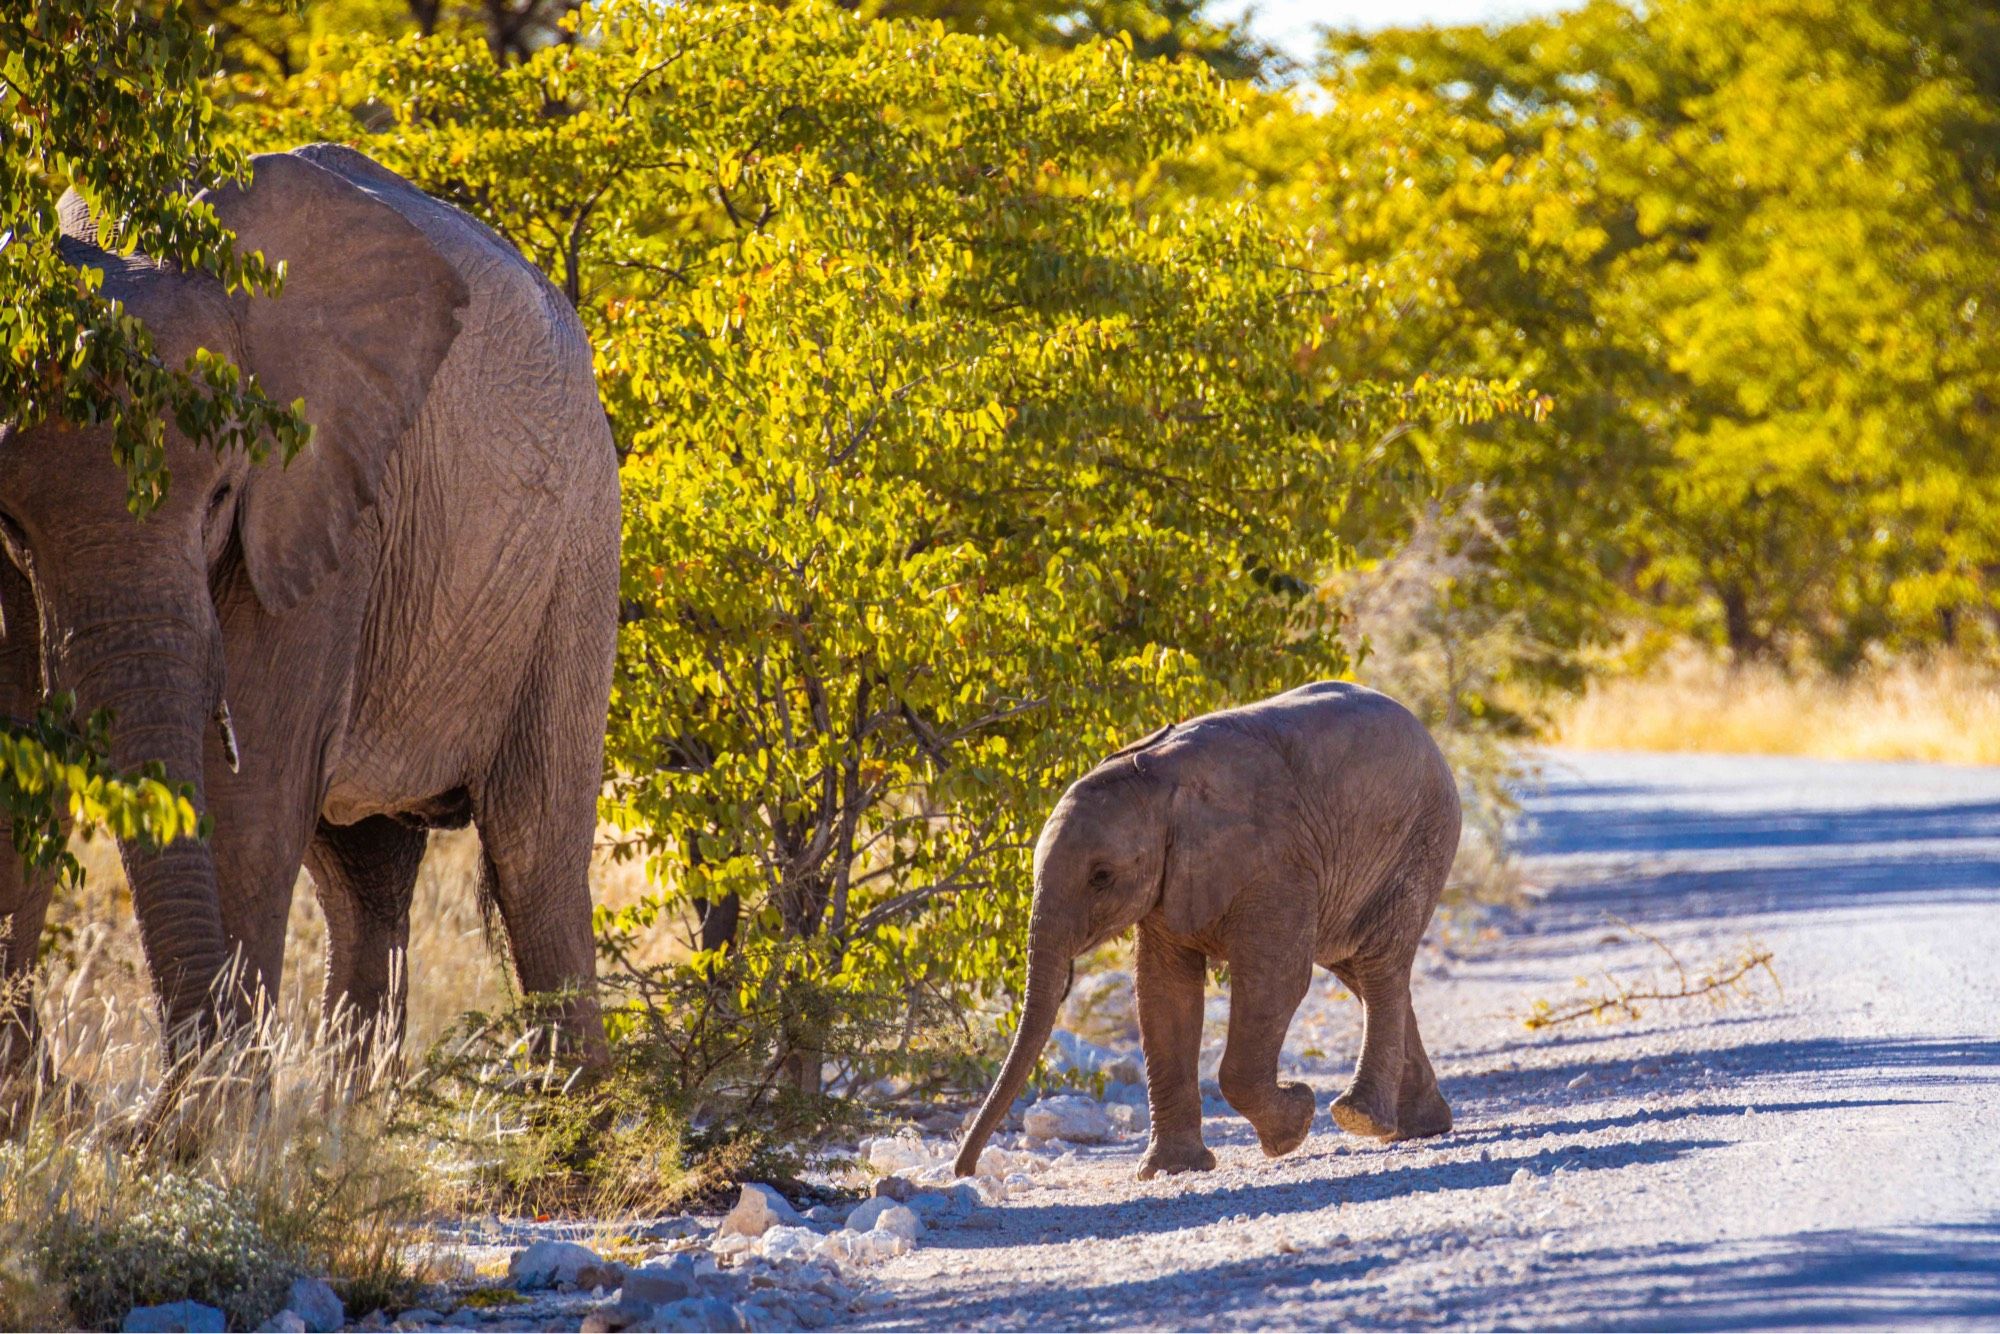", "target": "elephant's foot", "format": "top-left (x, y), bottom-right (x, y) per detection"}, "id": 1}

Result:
top-left (1391, 1084), bottom-right (1453, 1141)
top-left (1251, 1081), bottom-right (1317, 1158)
top-left (1137, 1137), bottom-right (1217, 1179)
top-left (1330, 1083), bottom-right (1398, 1140)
